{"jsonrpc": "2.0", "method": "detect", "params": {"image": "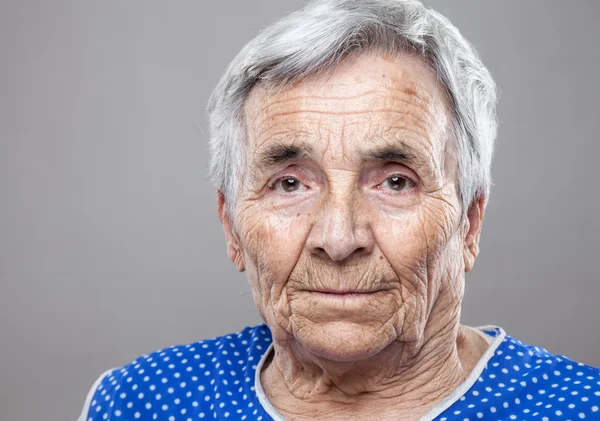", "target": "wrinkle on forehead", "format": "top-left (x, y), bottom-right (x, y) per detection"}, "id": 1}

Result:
top-left (242, 52), bottom-right (456, 185)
